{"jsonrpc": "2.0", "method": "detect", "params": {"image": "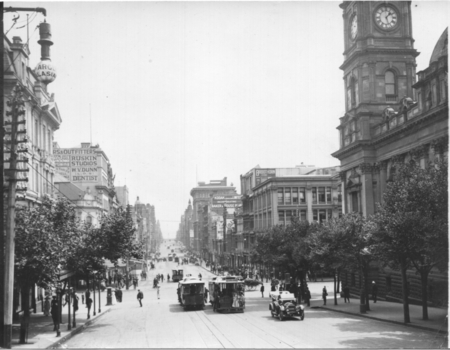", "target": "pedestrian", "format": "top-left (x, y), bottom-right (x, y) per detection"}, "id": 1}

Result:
top-left (86, 295), bottom-right (93, 319)
top-left (73, 292), bottom-right (79, 313)
top-left (167, 273), bottom-right (170, 282)
top-left (161, 274), bottom-right (164, 282)
top-left (343, 285), bottom-right (350, 303)
top-left (50, 296), bottom-right (60, 335)
top-left (204, 287), bottom-right (209, 303)
top-left (322, 286), bottom-right (328, 305)
top-left (271, 284), bottom-right (276, 292)
top-left (260, 284), bottom-right (265, 298)
top-left (133, 278), bottom-right (137, 290)
top-left (305, 287), bottom-right (311, 307)
top-left (137, 289), bottom-right (144, 307)
top-left (44, 295), bottom-right (51, 316)
top-left (198, 273), bottom-right (202, 280)
top-left (157, 282), bottom-right (160, 300)
top-left (372, 281), bottom-right (378, 303)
